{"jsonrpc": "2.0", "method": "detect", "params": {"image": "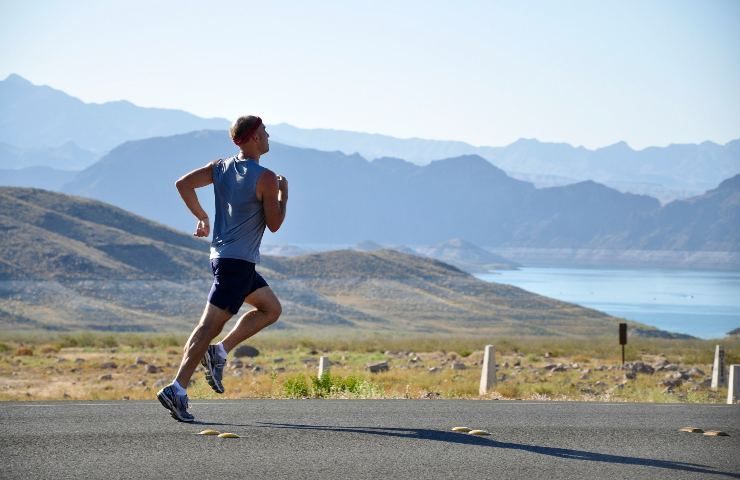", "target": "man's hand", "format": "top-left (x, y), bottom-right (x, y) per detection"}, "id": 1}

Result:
top-left (194, 217), bottom-right (210, 237)
top-left (277, 175), bottom-right (288, 198)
